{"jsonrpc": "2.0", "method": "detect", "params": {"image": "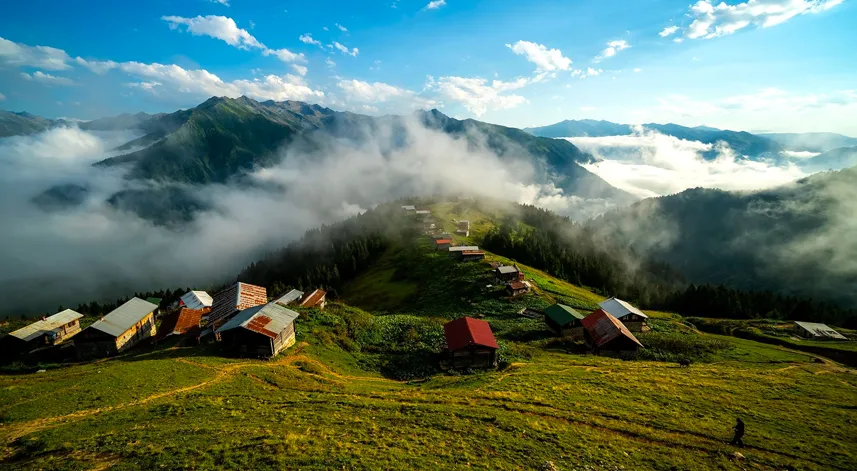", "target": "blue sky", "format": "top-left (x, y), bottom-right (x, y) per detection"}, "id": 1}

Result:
top-left (1, 0), bottom-right (856, 134)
